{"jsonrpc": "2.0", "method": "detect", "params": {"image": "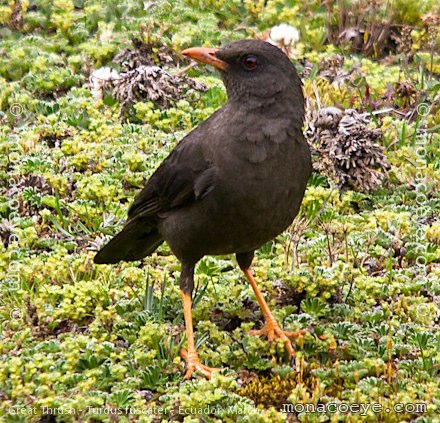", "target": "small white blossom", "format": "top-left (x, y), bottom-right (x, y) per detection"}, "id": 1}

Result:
top-left (269, 24), bottom-right (300, 48)
top-left (89, 67), bottom-right (120, 100)
top-left (143, 0), bottom-right (156, 10)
